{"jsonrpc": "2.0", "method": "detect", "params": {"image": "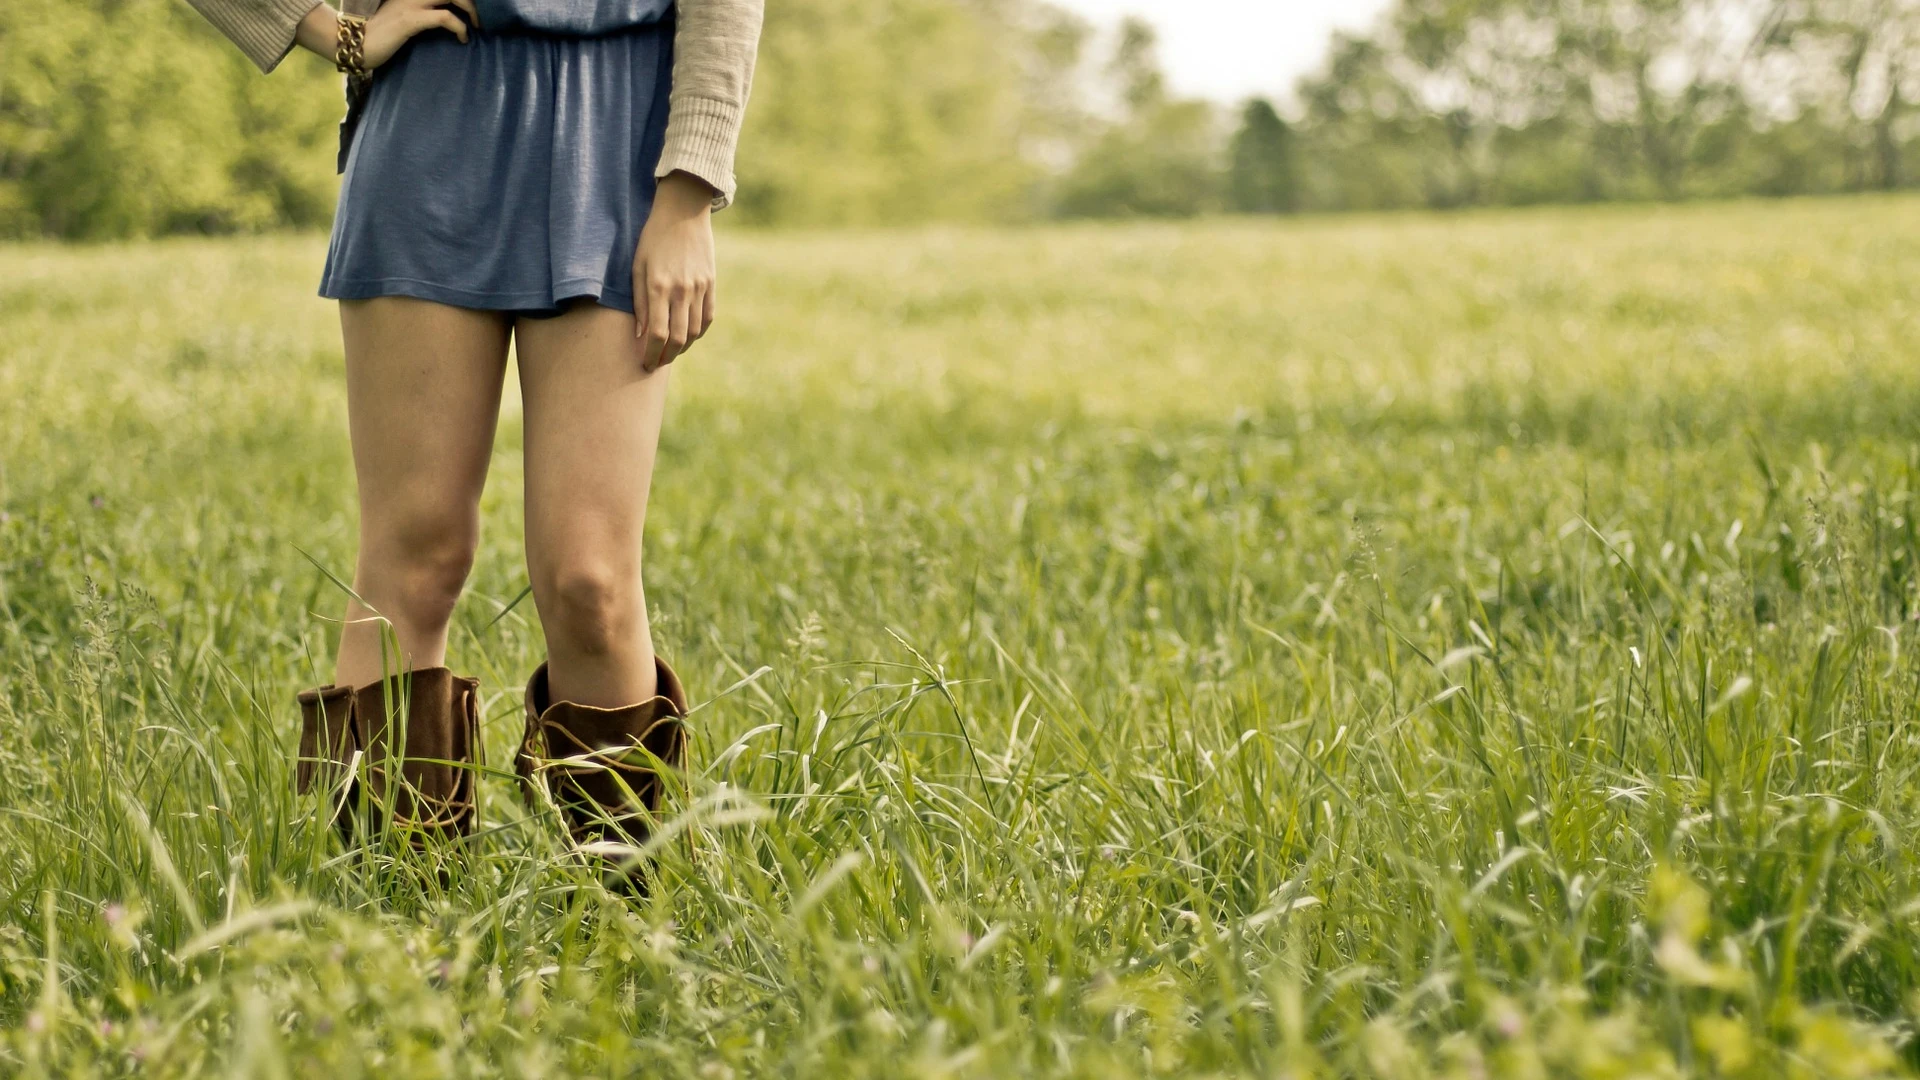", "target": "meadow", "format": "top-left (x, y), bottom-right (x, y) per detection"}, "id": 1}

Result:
top-left (6, 197), bottom-right (1920, 1077)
